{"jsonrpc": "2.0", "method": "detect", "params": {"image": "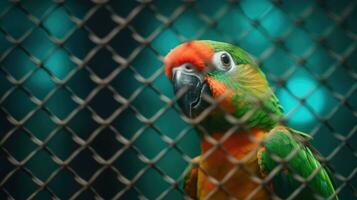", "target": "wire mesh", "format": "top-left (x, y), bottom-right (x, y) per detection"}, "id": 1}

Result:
top-left (0, 0), bottom-right (356, 199)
